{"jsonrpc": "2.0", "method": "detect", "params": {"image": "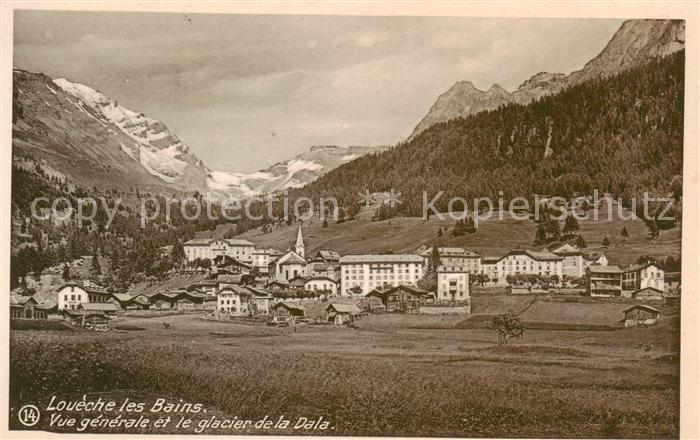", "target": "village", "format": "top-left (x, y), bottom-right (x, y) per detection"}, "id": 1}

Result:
top-left (10, 225), bottom-right (680, 331)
